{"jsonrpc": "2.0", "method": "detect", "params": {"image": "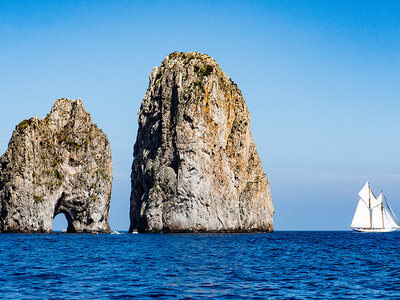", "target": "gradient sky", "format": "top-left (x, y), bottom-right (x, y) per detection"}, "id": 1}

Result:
top-left (1, 1), bottom-right (399, 230)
